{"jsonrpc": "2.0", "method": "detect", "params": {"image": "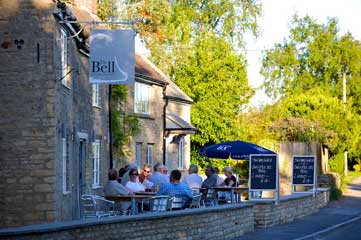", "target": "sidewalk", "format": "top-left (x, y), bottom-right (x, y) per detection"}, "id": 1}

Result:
top-left (234, 176), bottom-right (361, 240)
